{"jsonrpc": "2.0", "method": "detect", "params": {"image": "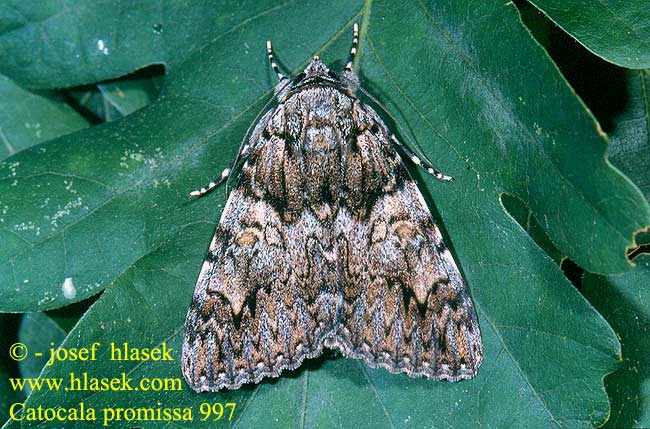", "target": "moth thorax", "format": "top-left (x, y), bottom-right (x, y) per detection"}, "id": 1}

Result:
top-left (304, 125), bottom-right (338, 154)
